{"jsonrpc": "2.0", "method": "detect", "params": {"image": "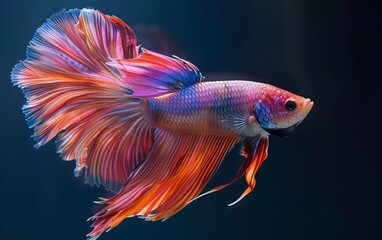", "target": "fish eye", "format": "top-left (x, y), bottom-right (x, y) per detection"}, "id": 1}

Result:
top-left (285, 99), bottom-right (297, 111)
